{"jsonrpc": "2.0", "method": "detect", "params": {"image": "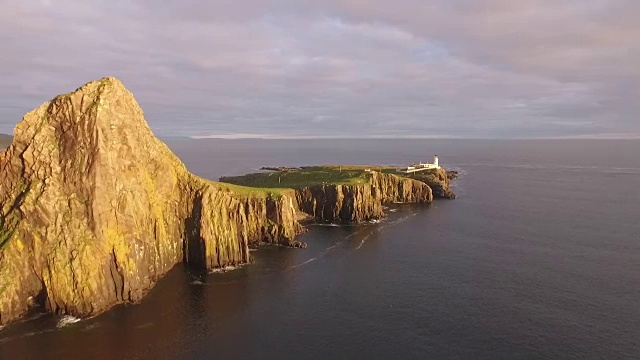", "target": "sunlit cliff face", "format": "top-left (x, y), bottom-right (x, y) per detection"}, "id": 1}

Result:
top-left (1, 0), bottom-right (639, 138)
